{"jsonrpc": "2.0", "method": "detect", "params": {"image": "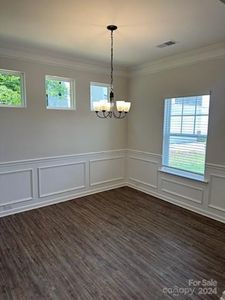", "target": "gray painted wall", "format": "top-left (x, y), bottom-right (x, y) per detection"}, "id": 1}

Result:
top-left (128, 58), bottom-right (225, 165)
top-left (1, 55), bottom-right (225, 167)
top-left (0, 57), bottom-right (128, 162)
